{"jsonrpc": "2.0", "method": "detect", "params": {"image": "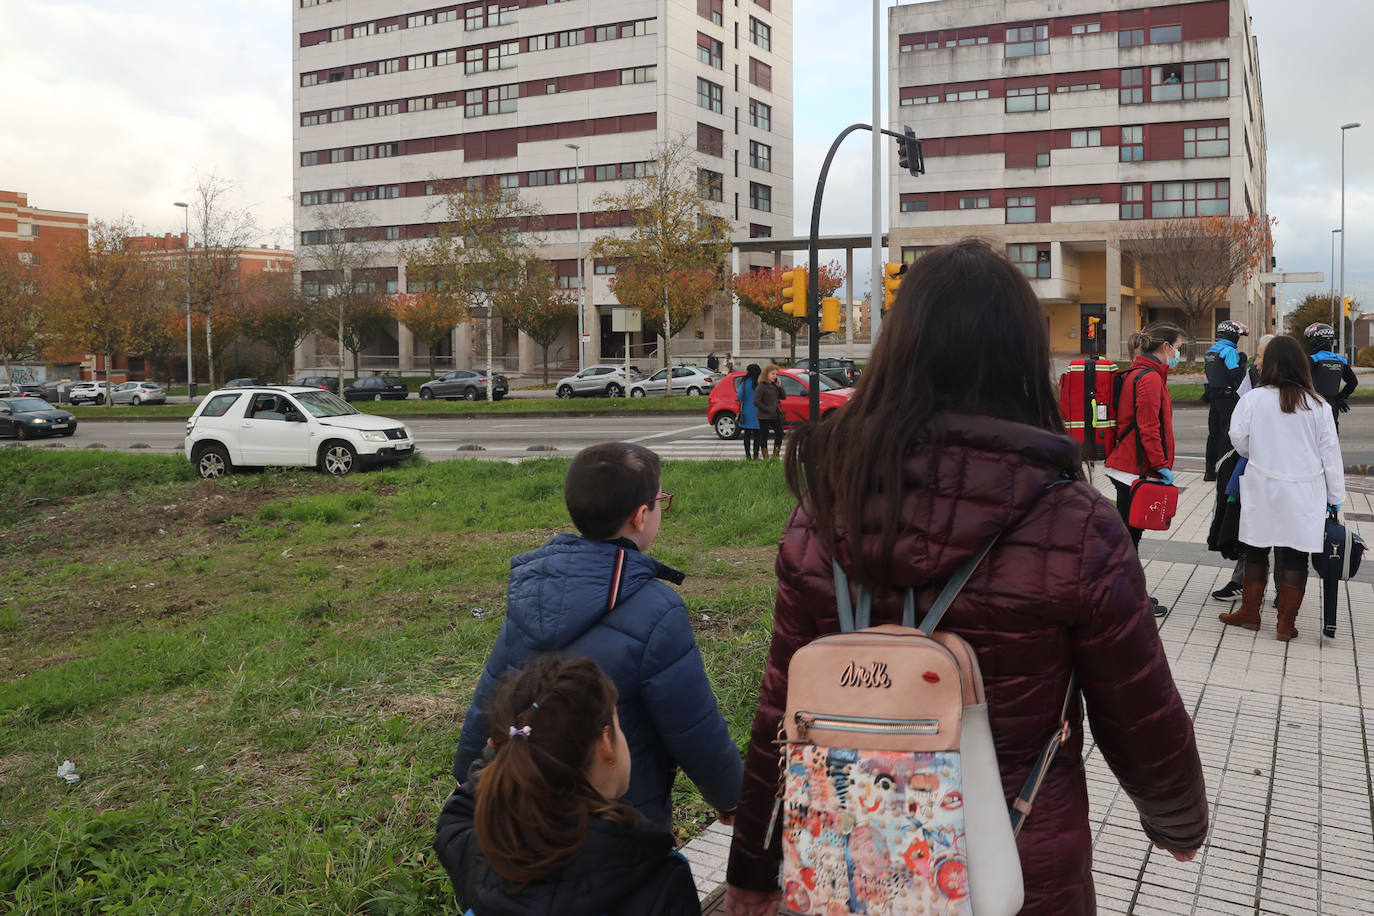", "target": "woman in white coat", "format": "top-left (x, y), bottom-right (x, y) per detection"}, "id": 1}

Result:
top-left (1221, 335), bottom-right (1345, 640)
